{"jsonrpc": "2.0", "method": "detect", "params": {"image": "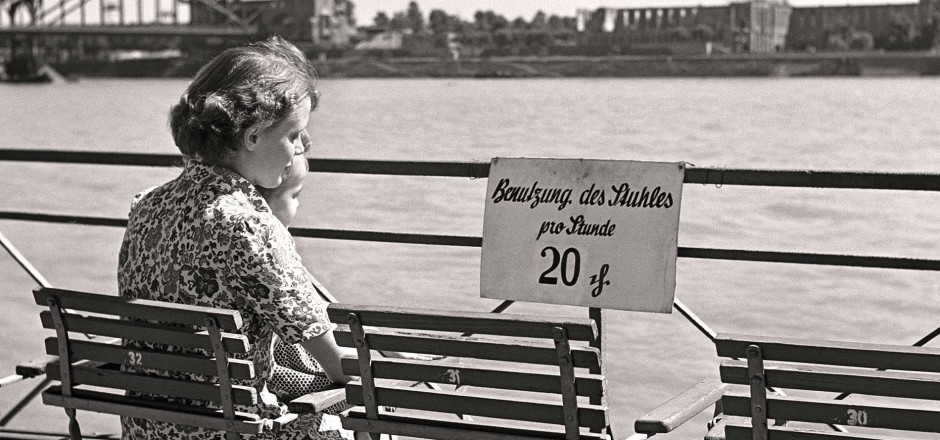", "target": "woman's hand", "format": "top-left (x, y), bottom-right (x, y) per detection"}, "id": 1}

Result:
top-left (300, 329), bottom-right (356, 384)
